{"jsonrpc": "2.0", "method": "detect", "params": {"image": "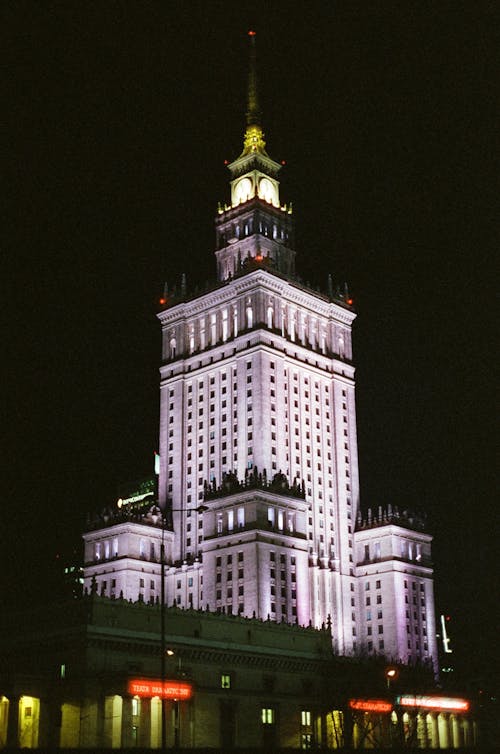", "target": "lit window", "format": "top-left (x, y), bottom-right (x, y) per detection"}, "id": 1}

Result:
top-left (261, 708), bottom-right (275, 724)
top-left (301, 710), bottom-right (311, 726)
top-left (221, 673), bottom-right (231, 689)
